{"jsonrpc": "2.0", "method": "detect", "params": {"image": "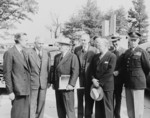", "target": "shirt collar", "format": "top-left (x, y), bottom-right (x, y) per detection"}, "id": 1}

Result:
top-left (15, 45), bottom-right (22, 53)
top-left (35, 47), bottom-right (39, 54)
